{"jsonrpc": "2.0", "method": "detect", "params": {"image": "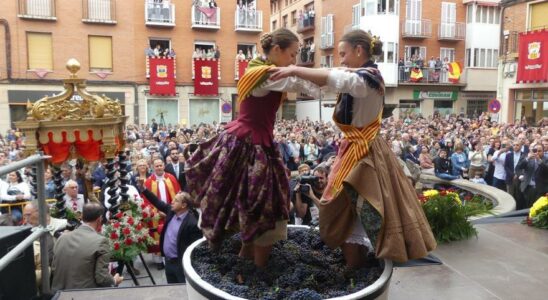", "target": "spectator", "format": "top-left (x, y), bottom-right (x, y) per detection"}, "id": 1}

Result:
top-left (303, 136), bottom-right (319, 163)
top-left (419, 146), bottom-right (434, 171)
top-left (468, 141), bottom-right (487, 178)
top-left (140, 185), bottom-right (202, 283)
top-left (235, 50), bottom-right (246, 61)
top-left (434, 149), bottom-right (459, 180)
top-left (492, 143), bottom-right (509, 191)
top-left (51, 203), bottom-right (123, 292)
top-left (402, 145), bottom-right (420, 165)
top-left (516, 144), bottom-right (545, 208)
top-left (292, 166), bottom-right (327, 226)
top-left (45, 168), bottom-right (56, 199)
top-left (62, 180), bottom-right (85, 214)
top-left (470, 171), bottom-right (487, 185)
top-left (165, 148), bottom-right (187, 191)
top-left (504, 141), bottom-right (526, 208)
top-left (1, 171), bottom-right (31, 223)
top-left (451, 142), bottom-right (469, 178)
